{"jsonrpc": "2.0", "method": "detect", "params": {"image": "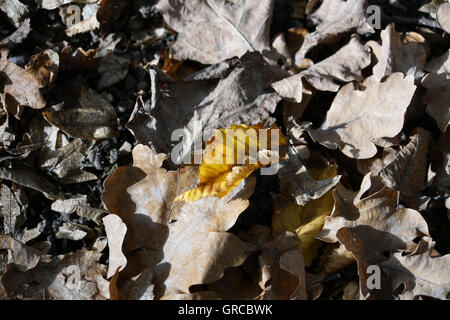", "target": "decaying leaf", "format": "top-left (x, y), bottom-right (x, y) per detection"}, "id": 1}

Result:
top-left (367, 24), bottom-right (427, 80)
top-left (25, 50), bottom-right (60, 88)
top-left (0, 162), bottom-right (59, 197)
top-left (294, 0), bottom-right (374, 65)
top-left (43, 86), bottom-right (119, 140)
top-left (437, 3), bottom-right (450, 33)
top-left (0, 48), bottom-right (46, 118)
top-left (273, 158), bottom-right (339, 266)
top-left (1, 249), bottom-right (109, 300)
top-left (127, 52), bottom-right (283, 164)
top-left (380, 236), bottom-right (450, 300)
top-left (278, 146), bottom-right (341, 206)
top-left (40, 138), bottom-right (97, 184)
top-left (101, 144), bottom-right (256, 299)
top-left (421, 73), bottom-right (450, 132)
top-left (97, 53), bottom-right (129, 90)
top-left (0, 184), bottom-right (21, 234)
top-left (379, 128), bottom-right (432, 199)
top-left (155, 0), bottom-right (274, 64)
top-left (0, 0), bottom-right (29, 27)
top-left (51, 195), bottom-right (107, 225)
top-left (0, 235), bottom-right (42, 272)
top-left (176, 124), bottom-right (287, 202)
top-left (308, 73), bottom-right (416, 159)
